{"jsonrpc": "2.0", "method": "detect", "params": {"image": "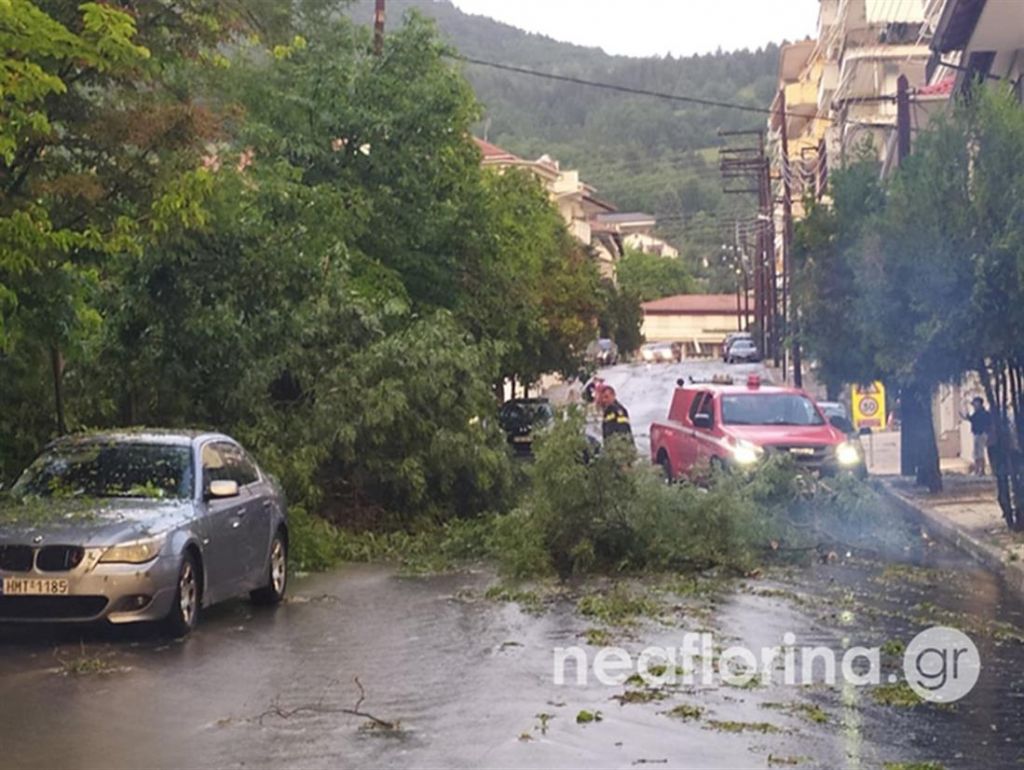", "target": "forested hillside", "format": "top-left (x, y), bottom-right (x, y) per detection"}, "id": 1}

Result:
top-left (348, 0), bottom-right (785, 280)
